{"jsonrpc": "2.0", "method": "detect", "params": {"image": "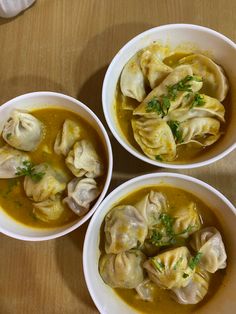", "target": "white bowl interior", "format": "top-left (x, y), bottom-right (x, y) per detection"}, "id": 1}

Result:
top-left (83, 173), bottom-right (236, 314)
top-left (102, 24), bottom-right (236, 168)
top-left (0, 92), bottom-right (112, 240)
